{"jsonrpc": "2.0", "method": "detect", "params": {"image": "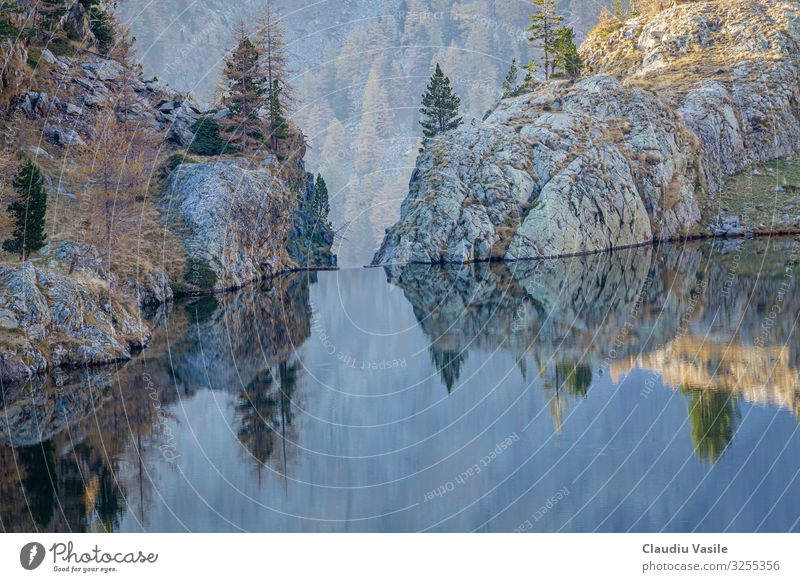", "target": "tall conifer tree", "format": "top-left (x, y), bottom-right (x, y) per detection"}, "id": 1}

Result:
top-left (554, 26), bottom-right (583, 80)
top-left (220, 22), bottom-right (267, 151)
top-left (256, 1), bottom-right (293, 151)
top-left (419, 63), bottom-right (462, 139)
top-left (311, 174), bottom-right (331, 230)
top-left (528, 0), bottom-right (564, 80)
top-left (3, 159), bottom-right (47, 261)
